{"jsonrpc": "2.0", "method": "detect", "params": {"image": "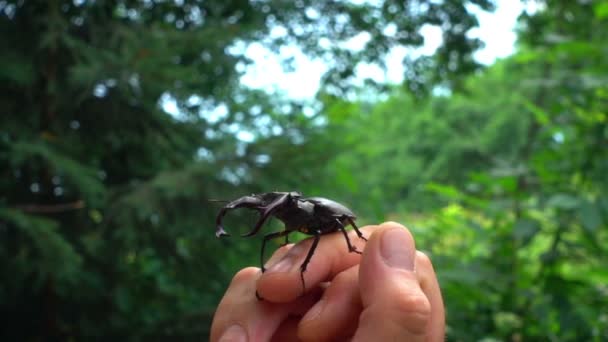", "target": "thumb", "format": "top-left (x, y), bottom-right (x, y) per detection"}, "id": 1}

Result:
top-left (352, 222), bottom-right (431, 342)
